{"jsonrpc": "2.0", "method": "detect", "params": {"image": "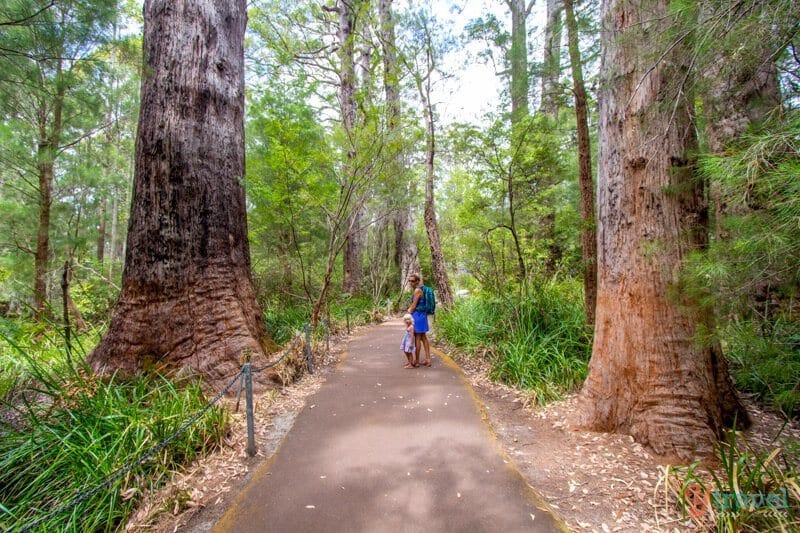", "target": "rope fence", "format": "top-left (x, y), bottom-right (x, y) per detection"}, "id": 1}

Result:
top-left (14, 317), bottom-right (341, 532)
